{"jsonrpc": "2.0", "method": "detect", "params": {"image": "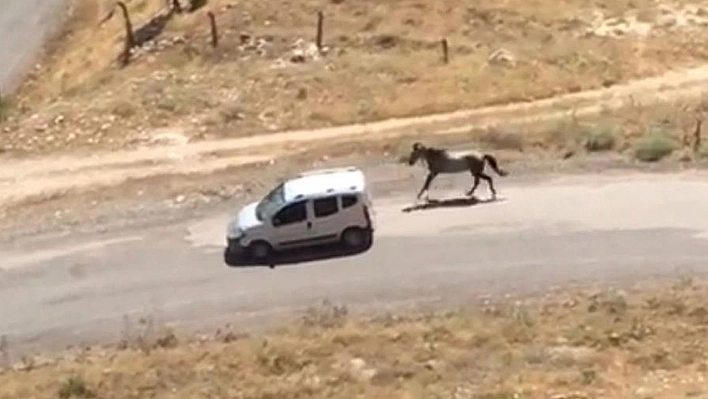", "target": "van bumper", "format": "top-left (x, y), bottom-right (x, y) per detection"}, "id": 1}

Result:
top-left (226, 237), bottom-right (247, 254)
top-left (224, 237), bottom-right (248, 265)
